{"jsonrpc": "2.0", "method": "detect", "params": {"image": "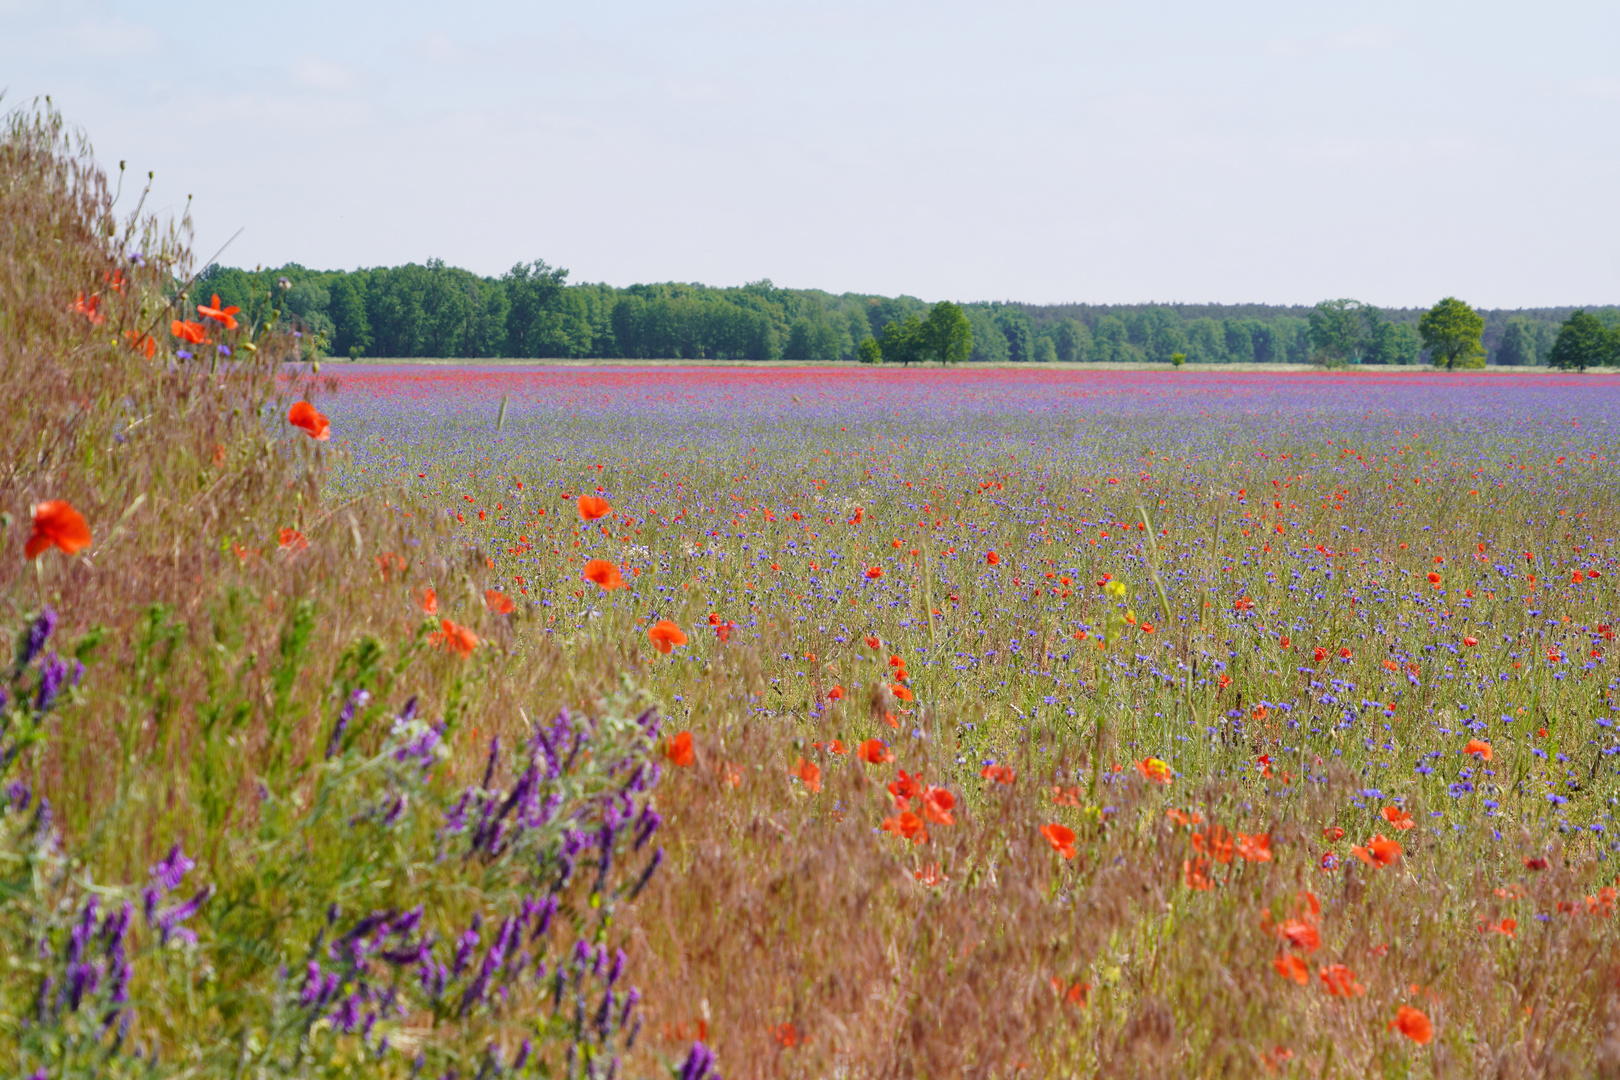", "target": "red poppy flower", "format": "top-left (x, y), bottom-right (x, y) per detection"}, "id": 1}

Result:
top-left (1278, 919), bottom-right (1320, 954)
top-left (1236, 832), bottom-right (1272, 863)
top-left (793, 761), bottom-right (822, 793)
top-left (1388, 1005), bottom-right (1433, 1044)
top-left (1279, 634), bottom-right (1290, 649)
top-left (419, 588), bottom-right (438, 615)
top-left (1350, 834), bottom-right (1402, 868)
top-left (1193, 824), bottom-right (1234, 864)
top-left (648, 620), bottom-right (687, 654)
top-left (71, 292), bottom-right (104, 325)
top-left (288, 401), bottom-right (330, 441)
top-left (171, 319), bottom-right (207, 344)
top-left (882, 810), bottom-right (926, 843)
top-left (578, 495), bottom-right (610, 520)
top-left (583, 559), bottom-right (623, 590)
top-left (920, 786), bottom-right (955, 825)
top-left (1338, 646), bottom-right (1352, 659)
top-left (431, 619), bottom-right (479, 656)
top-left (1312, 646), bottom-right (1327, 663)
top-left (1463, 636), bottom-right (1478, 647)
top-left (125, 330), bottom-right (156, 358)
top-left (864, 635), bottom-right (881, 649)
top-left (888, 768), bottom-right (923, 807)
top-left (891, 684), bottom-right (914, 702)
top-left (1463, 738), bottom-right (1492, 761)
top-left (1318, 964), bottom-right (1365, 997)
top-left (815, 739), bottom-right (847, 755)
top-left (858, 739), bottom-right (894, 765)
top-left (865, 566), bottom-right (883, 580)
top-left (25, 500), bottom-right (92, 559)
top-left (985, 551), bottom-right (999, 565)
top-left (196, 293), bottom-right (240, 329)
top-left (1051, 977), bottom-right (1089, 1006)
top-left (1381, 806), bottom-right (1414, 831)
top-left (485, 589), bottom-right (516, 614)
top-left (1273, 954), bottom-right (1308, 984)
top-left (1135, 757), bottom-right (1171, 784)
top-left (1322, 824), bottom-right (1345, 842)
top-left (665, 731), bottom-right (695, 767)
top-left (1183, 857), bottom-right (1214, 890)
top-left (980, 762), bottom-right (1015, 784)
top-left (827, 685), bottom-right (844, 700)
top-left (1040, 823), bottom-right (1077, 859)
top-left (278, 527), bottom-right (308, 552)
